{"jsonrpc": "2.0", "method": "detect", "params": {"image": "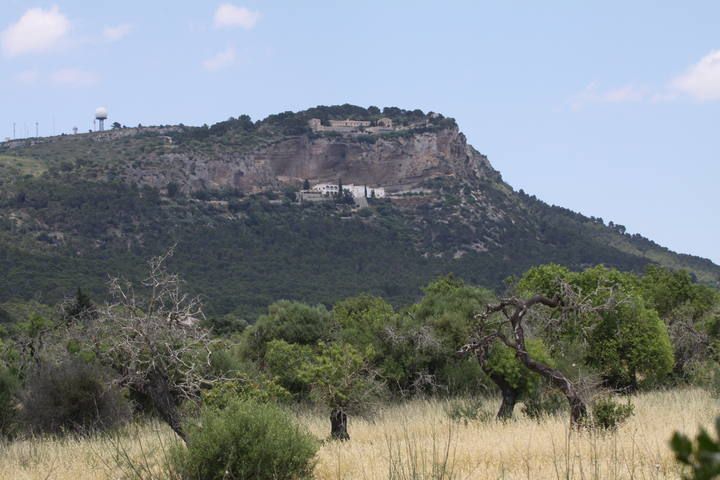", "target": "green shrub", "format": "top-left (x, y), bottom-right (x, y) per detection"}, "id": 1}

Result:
top-left (671, 417), bottom-right (720, 480)
top-left (247, 300), bottom-right (333, 358)
top-left (688, 361), bottom-right (720, 398)
top-left (591, 397), bottom-right (634, 430)
top-left (202, 376), bottom-right (291, 409)
top-left (172, 399), bottom-right (318, 480)
top-left (264, 339), bottom-right (316, 396)
top-left (522, 387), bottom-right (567, 420)
top-left (444, 397), bottom-right (493, 425)
top-left (0, 368), bottom-right (19, 437)
top-left (440, 359), bottom-right (487, 395)
top-left (207, 347), bottom-right (244, 377)
top-left (20, 360), bottom-right (131, 435)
